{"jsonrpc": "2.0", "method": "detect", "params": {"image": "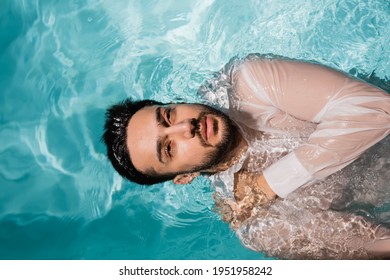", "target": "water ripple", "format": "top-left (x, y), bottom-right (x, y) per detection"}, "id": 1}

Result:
top-left (1, 0), bottom-right (388, 259)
